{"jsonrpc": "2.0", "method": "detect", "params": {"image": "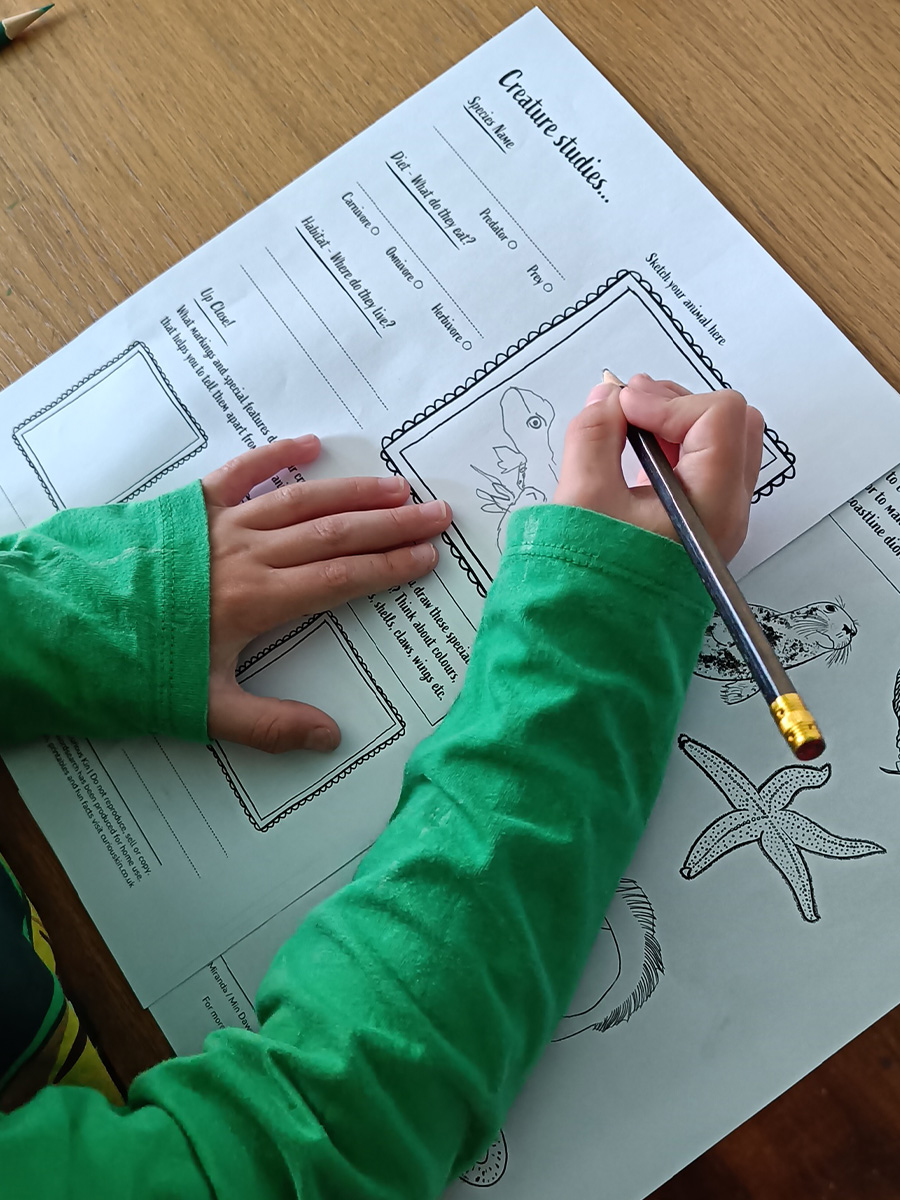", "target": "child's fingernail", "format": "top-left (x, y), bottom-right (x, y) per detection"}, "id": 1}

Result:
top-left (380, 475), bottom-right (407, 493)
top-left (295, 434), bottom-right (320, 447)
top-left (309, 726), bottom-right (338, 752)
top-left (411, 542), bottom-right (438, 567)
top-left (419, 499), bottom-right (448, 520)
top-left (586, 382), bottom-right (620, 405)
